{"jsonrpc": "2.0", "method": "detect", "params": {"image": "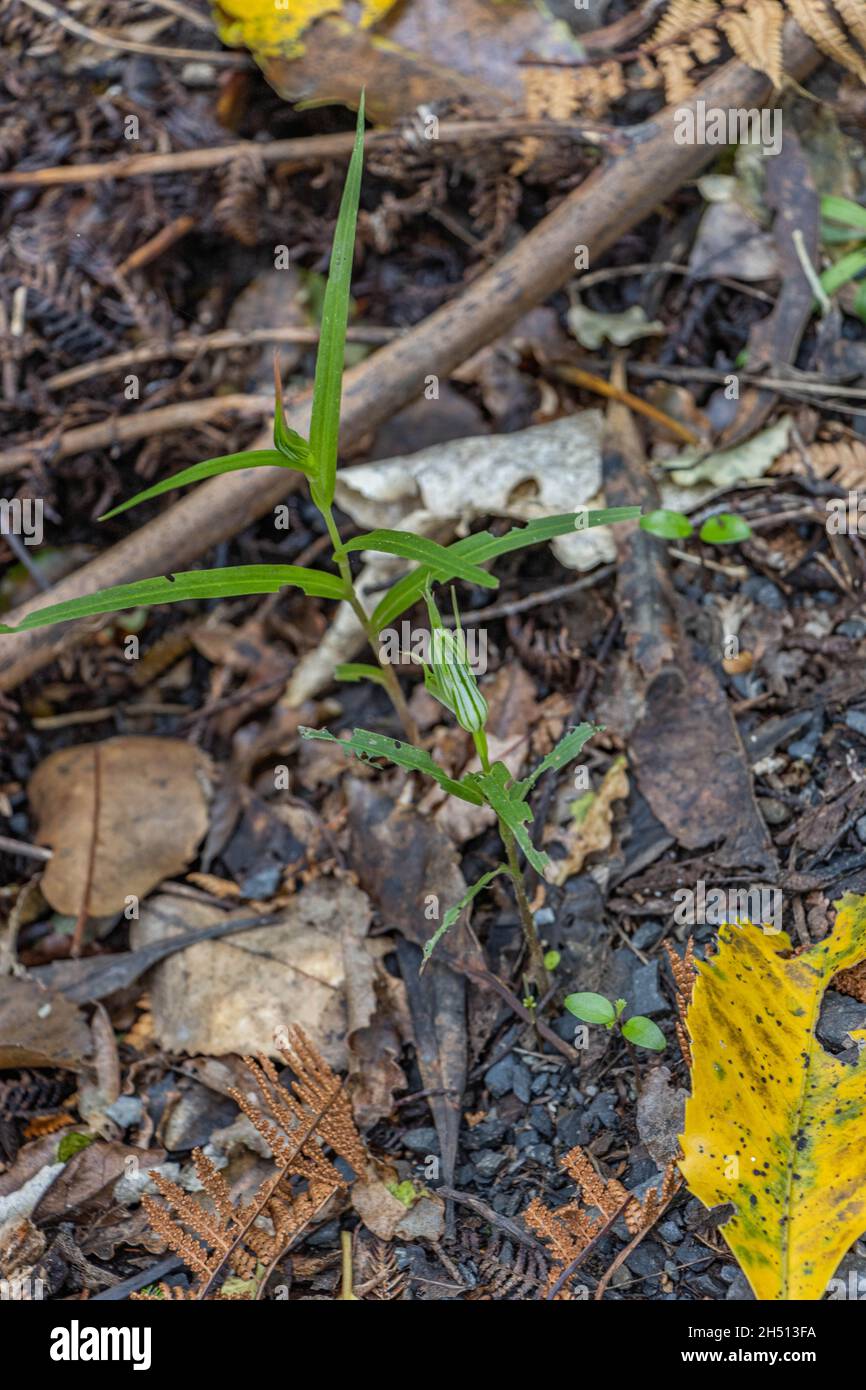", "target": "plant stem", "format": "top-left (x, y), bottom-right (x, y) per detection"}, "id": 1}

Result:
top-left (501, 820), bottom-right (548, 994)
top-left (622, 1034), bottom-right (643, 1097)
top-left (472, 728), bottom-right (547, 992)
top-left (323, 505), bottom-right (420, 744)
